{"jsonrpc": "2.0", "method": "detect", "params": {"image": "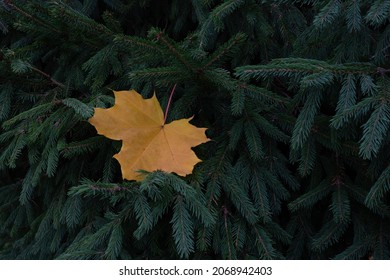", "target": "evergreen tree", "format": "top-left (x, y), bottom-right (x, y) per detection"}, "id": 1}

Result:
top-left (0, 0), bottom-right (389, 259)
